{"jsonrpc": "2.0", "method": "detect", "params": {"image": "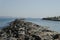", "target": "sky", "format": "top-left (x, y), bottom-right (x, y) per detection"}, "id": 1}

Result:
top-left (0, 0), bottom-right (60, 18)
